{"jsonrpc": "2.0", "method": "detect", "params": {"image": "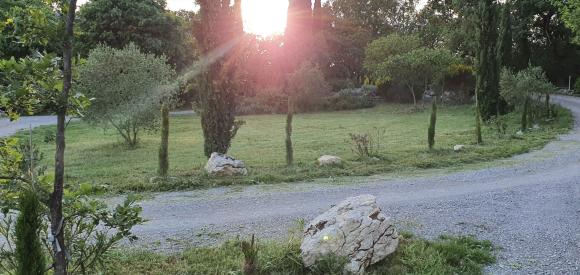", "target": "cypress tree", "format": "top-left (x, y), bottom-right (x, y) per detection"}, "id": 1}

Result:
top-left (158, 102), bottom-right (169, 177)
top-left (497, 1), bottom-right (513, 69)
top-left (15, 190), bottom-right (46, 275)
top-left (284, 0), bottom-right (313, 166)
top-left (428, 97), bottom-right (437, 149)
top-left (476, 0), bottom-right (506, 120)
top-left (195, 0), bottom-right (244, 157)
